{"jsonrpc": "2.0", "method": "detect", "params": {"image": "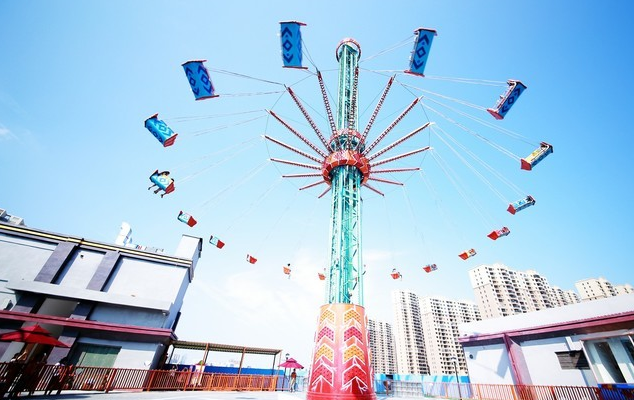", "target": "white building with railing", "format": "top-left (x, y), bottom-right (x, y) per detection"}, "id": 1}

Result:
top-left (459, 293), bottom-right (634, 387)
